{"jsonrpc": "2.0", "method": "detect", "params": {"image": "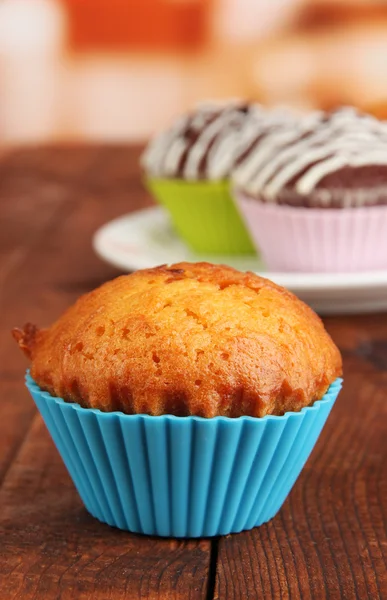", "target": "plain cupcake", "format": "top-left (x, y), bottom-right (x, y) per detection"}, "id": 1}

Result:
top-left (14, 262), bottom-right (343, 537)
top-left (233, 107), bottom-right (387, 272)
